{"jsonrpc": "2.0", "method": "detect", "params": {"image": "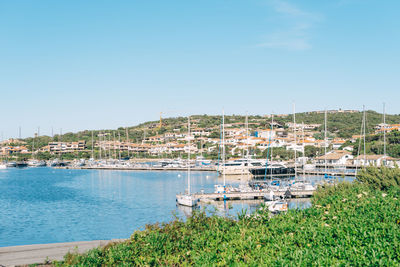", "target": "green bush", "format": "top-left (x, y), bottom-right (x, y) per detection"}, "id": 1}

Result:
top-left (357, 166), bottom-right (400, 191)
